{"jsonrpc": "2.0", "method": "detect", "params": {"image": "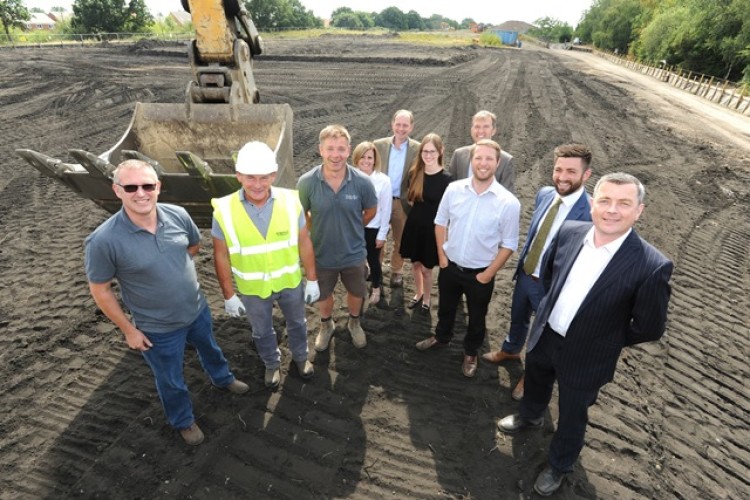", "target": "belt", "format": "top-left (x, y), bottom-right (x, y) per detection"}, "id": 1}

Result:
top-left (522, 268), bottom-right (539, 282)
top-left (450, 260), bottom-right (487, 273)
